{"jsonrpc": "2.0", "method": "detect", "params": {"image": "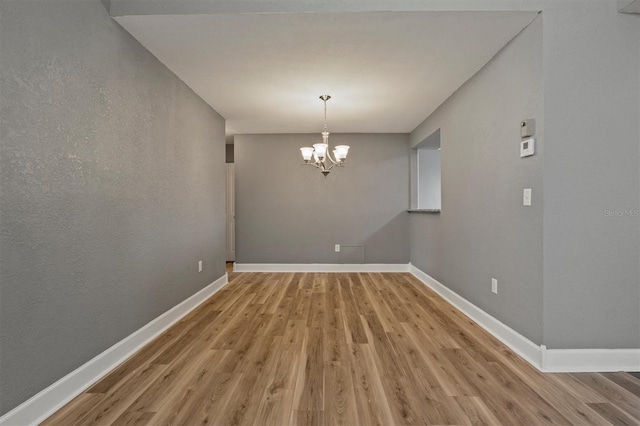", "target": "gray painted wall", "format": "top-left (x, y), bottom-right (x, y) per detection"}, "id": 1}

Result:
top-left (417, 149), bottom-right (441, 210)
top-left (542, 2), bottom-right (640, 349)
top-left (0, 0), bottom-right (226, 415)
top-left (411, 2), bottom-right (640, 350)
top-left (235, 134), bottom-right (409, 264)
top-left (410, 16), bottom-right (544, 343)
